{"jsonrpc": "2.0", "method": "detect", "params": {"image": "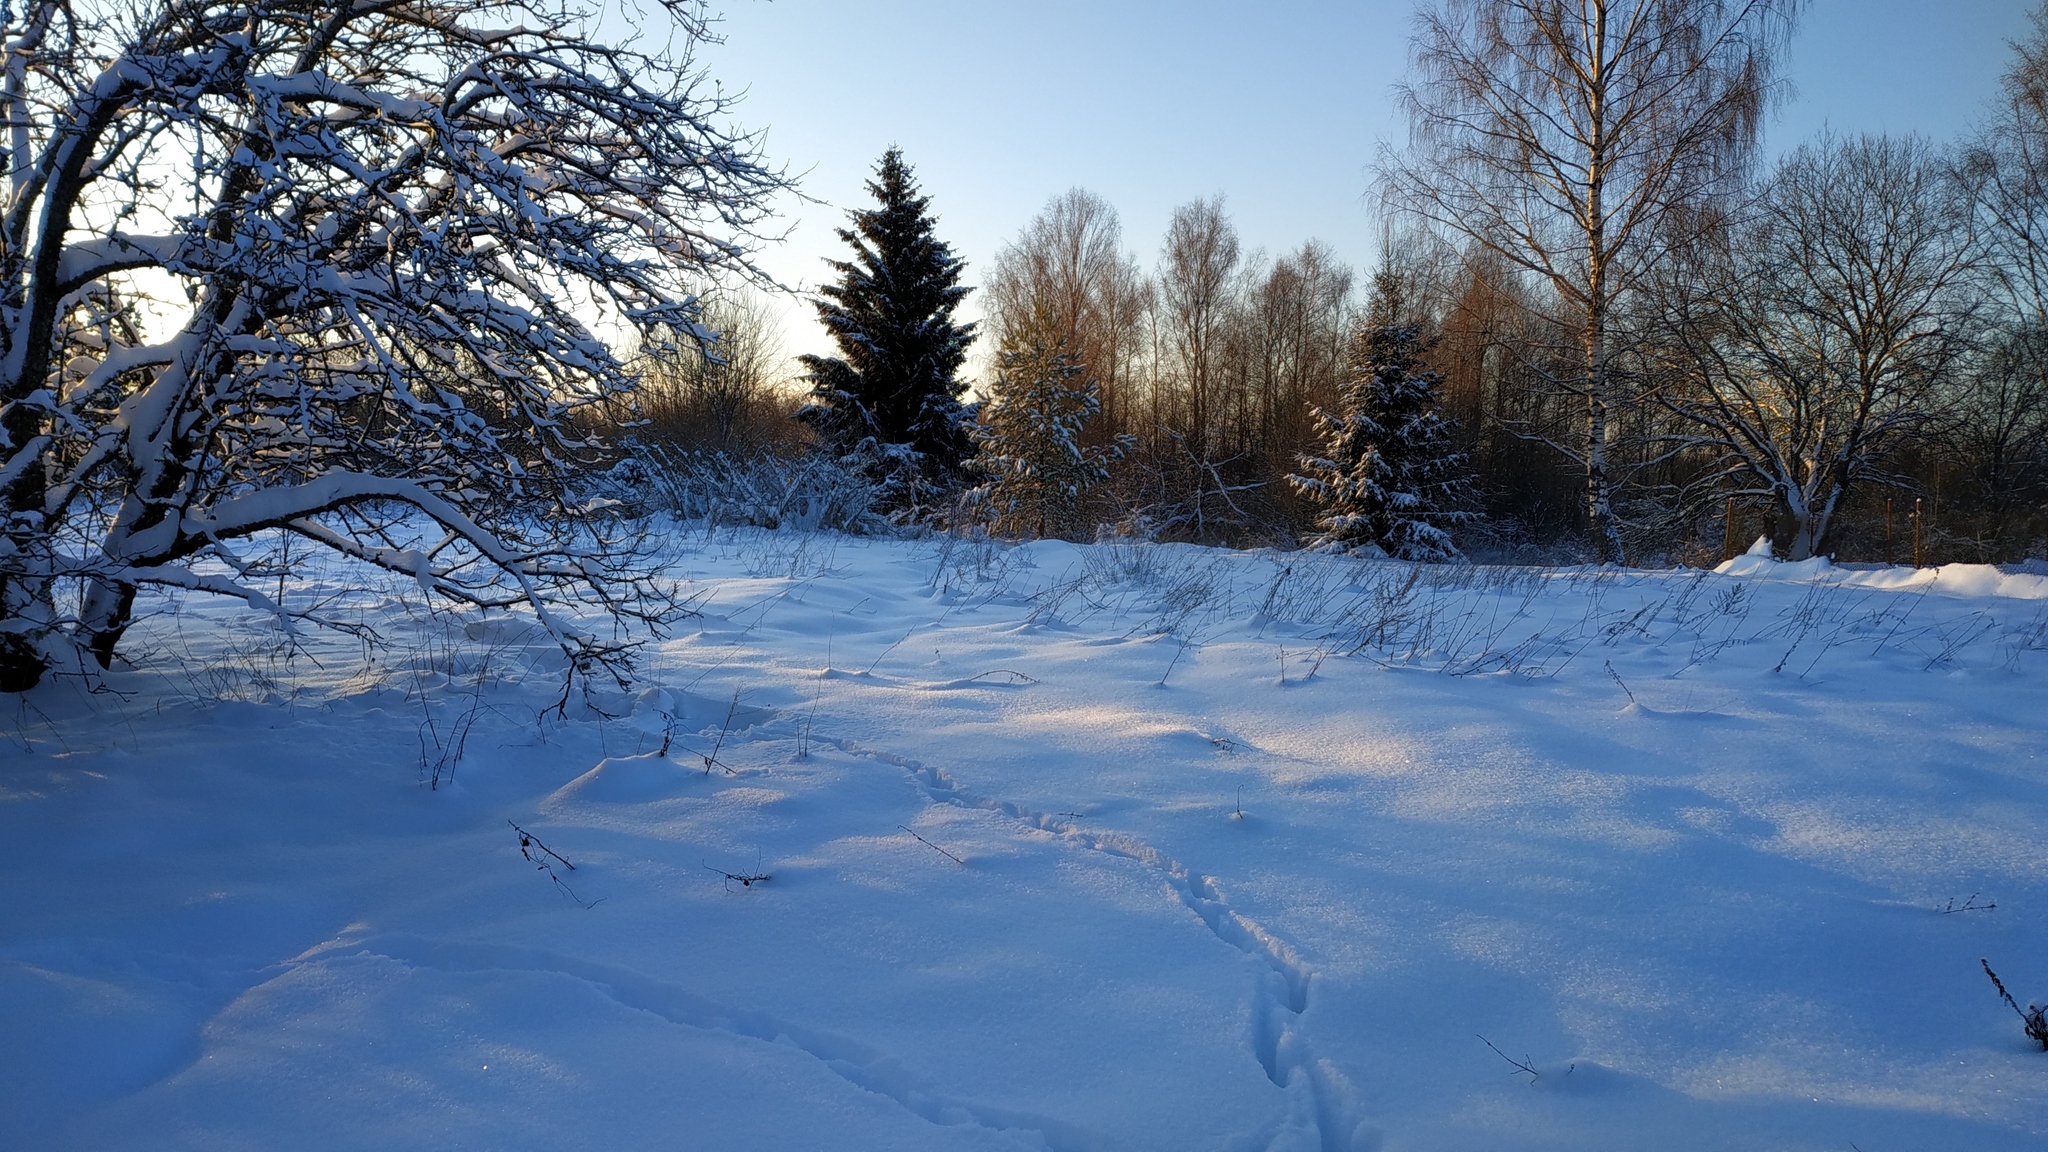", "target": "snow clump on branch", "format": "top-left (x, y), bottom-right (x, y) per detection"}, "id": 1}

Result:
top-left (0, 0), bottom-right (791, 691)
